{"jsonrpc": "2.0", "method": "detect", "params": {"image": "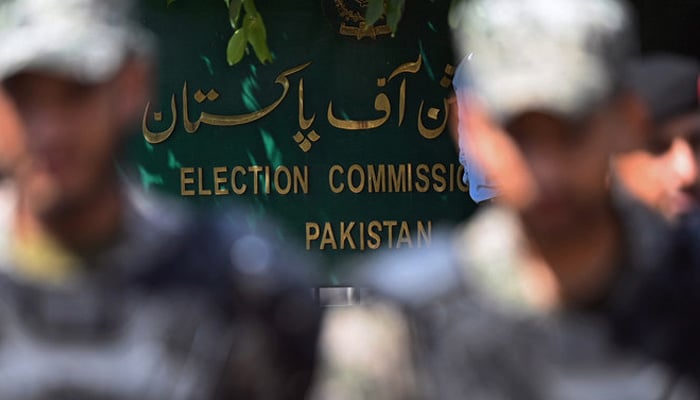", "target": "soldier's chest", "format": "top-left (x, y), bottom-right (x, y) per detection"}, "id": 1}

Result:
top-left (0, 287), bottom-right (233, 400)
